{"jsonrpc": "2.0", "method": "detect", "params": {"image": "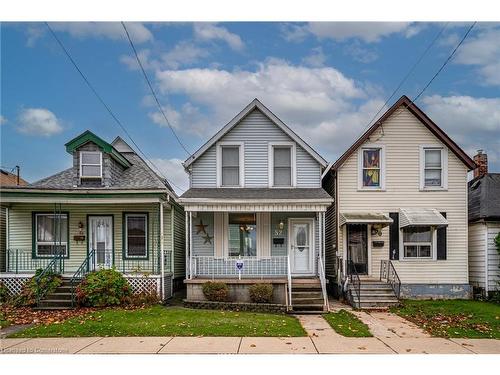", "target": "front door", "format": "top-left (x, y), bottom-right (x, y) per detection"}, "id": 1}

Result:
top-left (289, 219), bottom-right (314, 275)
top-left (346, 224), bottom-right (368, 275)
top-left (88, 216), bottom-right (113, 269)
